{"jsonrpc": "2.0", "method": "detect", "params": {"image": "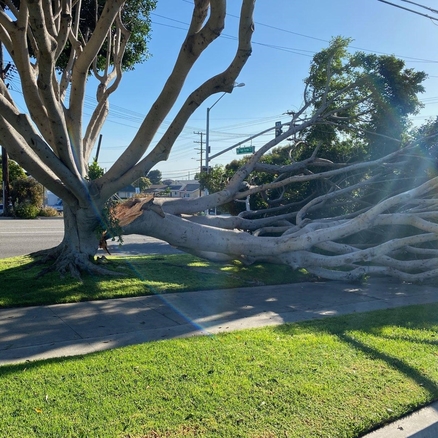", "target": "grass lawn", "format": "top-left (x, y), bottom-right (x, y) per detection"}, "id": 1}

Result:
top-left (1, 303), bottom-right (437, 437)
top-left (0, 254), bottom-right (310, 308)
top-left (1, 255), bottom-right (437, 436)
